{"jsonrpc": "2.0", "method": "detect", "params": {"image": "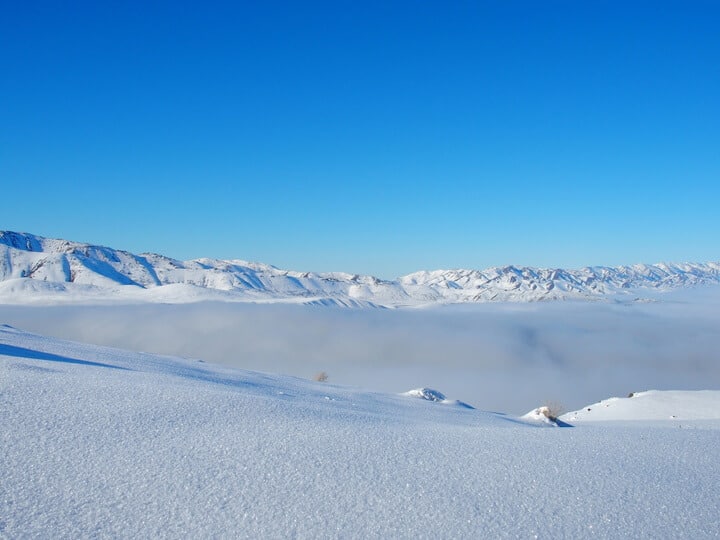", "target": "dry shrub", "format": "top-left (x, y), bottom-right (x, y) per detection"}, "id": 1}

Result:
top-left (541, 401), bottom-right (564, 421)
